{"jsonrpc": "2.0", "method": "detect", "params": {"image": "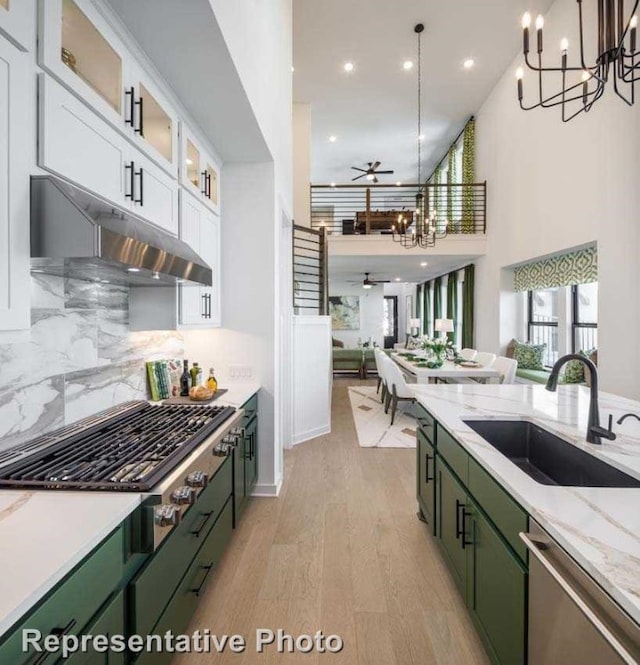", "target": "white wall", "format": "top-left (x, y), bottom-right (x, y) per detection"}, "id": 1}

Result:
top-left (293, 103), bottom-right (311, 227)
top-left (329, 281), bottom-right (384, 348)
top-left (474, 0), bottom-right (640, 398)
